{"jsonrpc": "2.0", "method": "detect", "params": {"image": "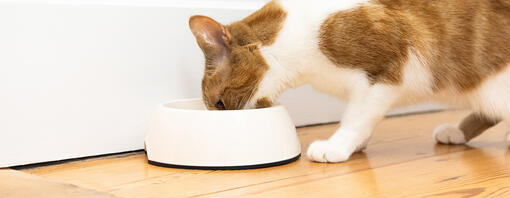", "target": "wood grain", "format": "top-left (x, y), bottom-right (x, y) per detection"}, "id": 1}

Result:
top-left (20, 111), bottom-right (510, 198)
top-left (0, 169), bottom-right (118, 198)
